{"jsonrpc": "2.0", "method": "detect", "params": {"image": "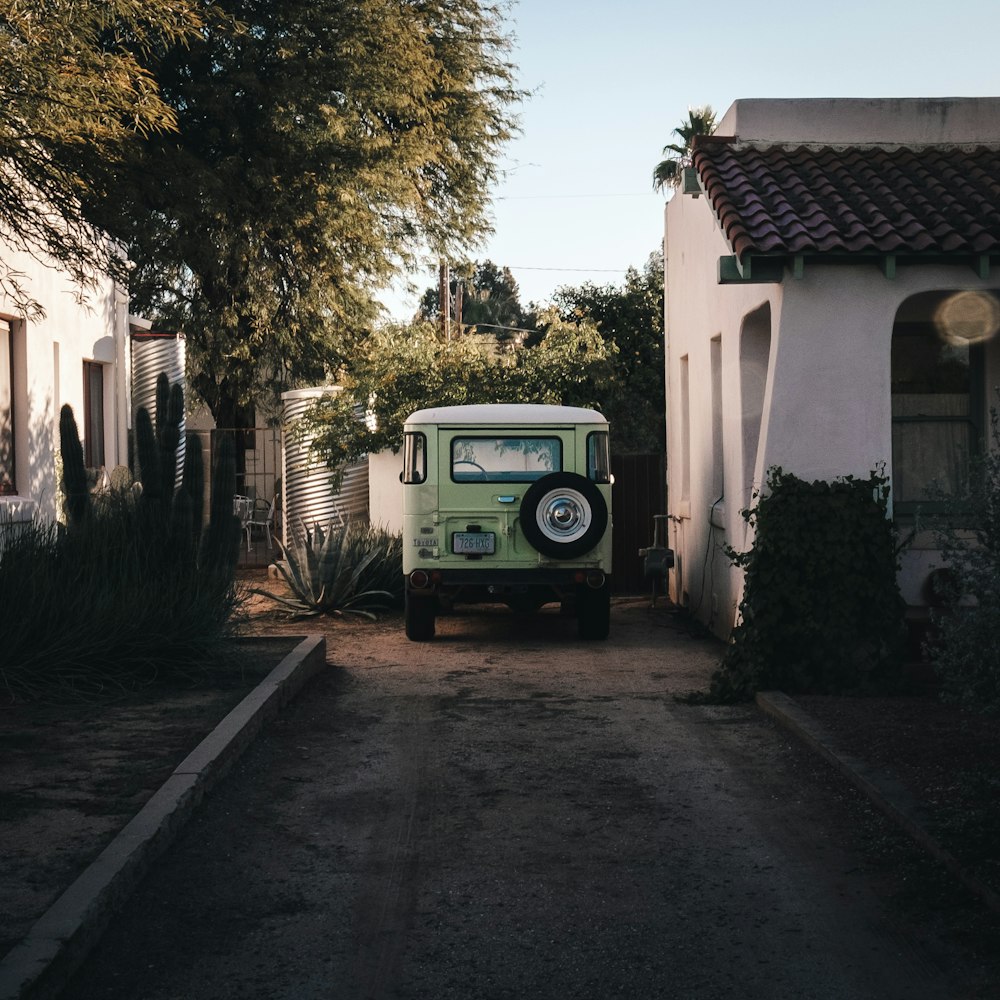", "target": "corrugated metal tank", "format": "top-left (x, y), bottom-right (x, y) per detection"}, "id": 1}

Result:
top-left (130, 331), bottom-right (186, 489)
top-left (281, 387), bottom-right (369, 544)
